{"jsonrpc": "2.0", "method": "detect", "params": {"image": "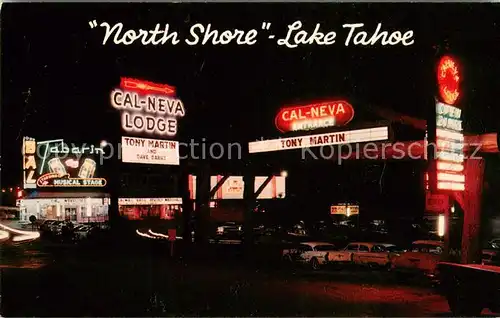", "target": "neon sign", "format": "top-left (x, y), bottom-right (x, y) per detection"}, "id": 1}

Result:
top-left (37, 173), bottom-right (107, 187)
top-left (65, 159), bottom-right (79, 168)
top-left (40, 140), bottom-right (104, 155)
top-left (121, 77), bottom-right (176, 96)
top-left (22, 137), bottom-right (37, 189)
top-left (437, 56), bottom-right (460, 105)
top-left (111, 78), bottom-right (185, 136)
top-left (275, 101), bottom-right (354, 133)
top-left (28, 139), bottom-right (108, 188)
top-left (435, 101), bottom-right (464, 191)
